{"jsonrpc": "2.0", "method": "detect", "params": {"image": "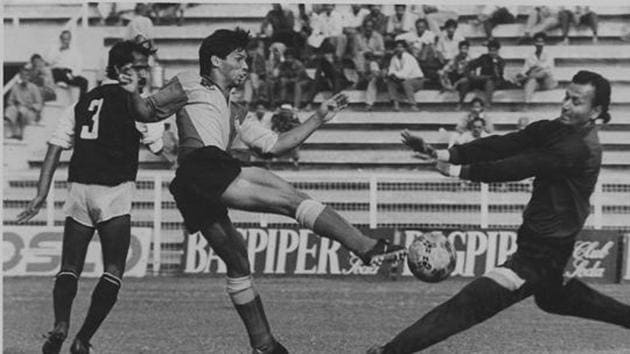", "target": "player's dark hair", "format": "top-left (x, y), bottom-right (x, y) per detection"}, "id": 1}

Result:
top-left (572, 70), bottom-right (612, 123)
top-left (106, 40), bottom-right (153, 79)
top-left (199, 28), bottom-right (251, 76)
top-left (458, 40), bottom-right (470, 49)
top-left (470, 97), bottom-right (485, 107)
top-left (533, 32), bottom-right (546, 42)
